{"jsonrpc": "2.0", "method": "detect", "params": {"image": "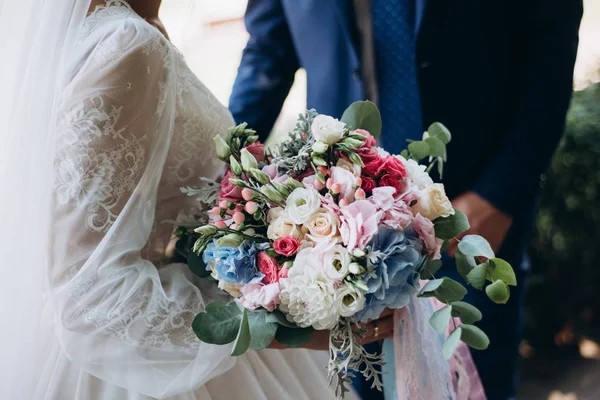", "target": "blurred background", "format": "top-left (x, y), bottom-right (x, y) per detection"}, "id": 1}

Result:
top-left (160, 1), bottom-right (600, 399)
